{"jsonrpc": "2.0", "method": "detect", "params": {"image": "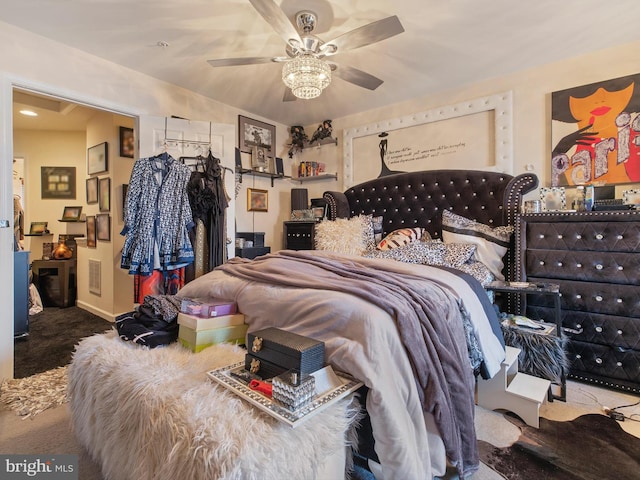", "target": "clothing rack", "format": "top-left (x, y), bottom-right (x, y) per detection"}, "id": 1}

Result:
top-left (163, 117), bottom-right (212, 149)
